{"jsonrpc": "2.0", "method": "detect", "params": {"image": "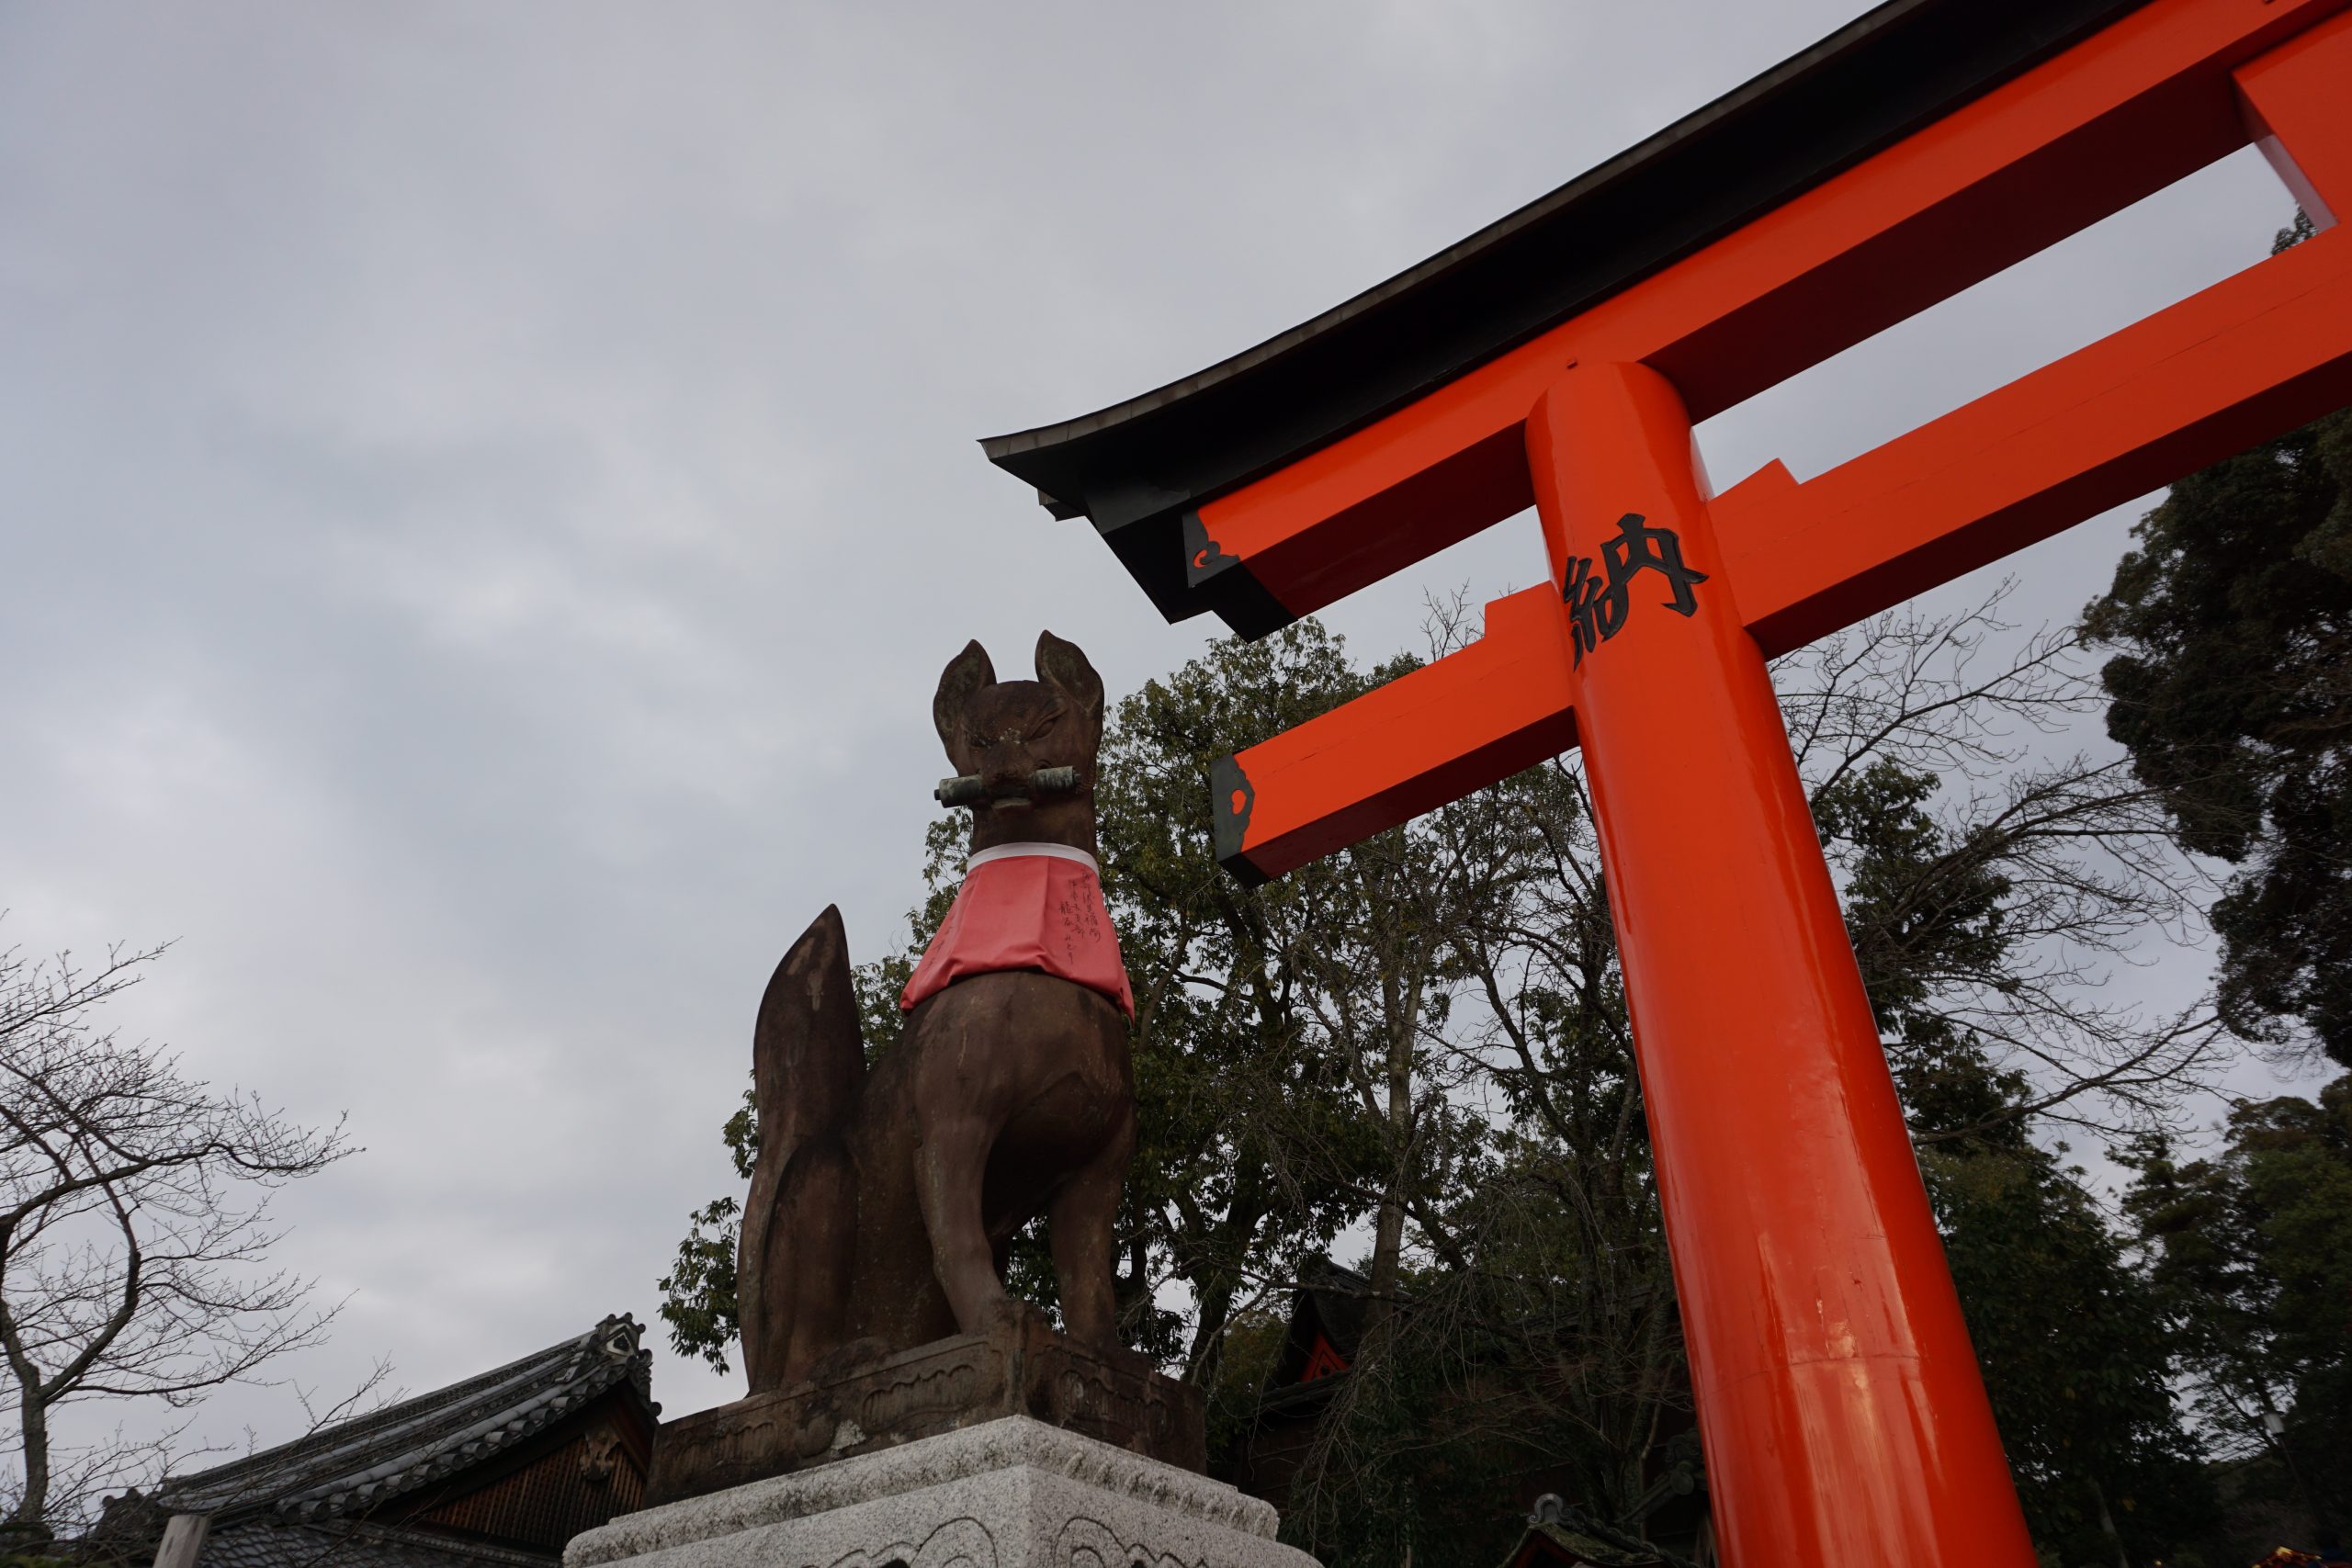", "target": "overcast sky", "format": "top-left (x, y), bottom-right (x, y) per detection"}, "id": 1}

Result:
top-left (0, 0), bottom-right (2321, 1461)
